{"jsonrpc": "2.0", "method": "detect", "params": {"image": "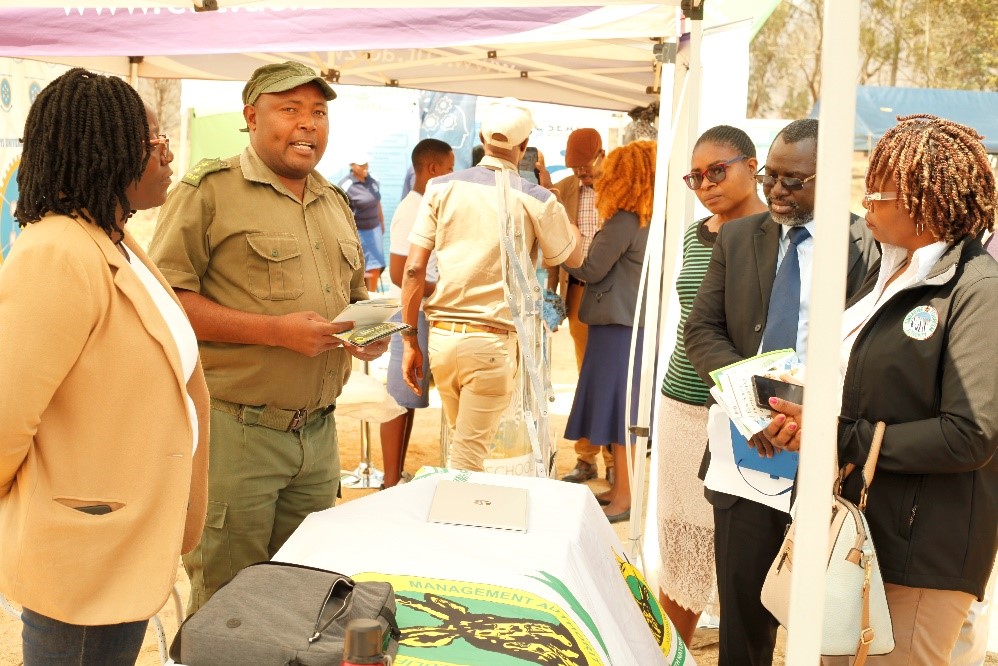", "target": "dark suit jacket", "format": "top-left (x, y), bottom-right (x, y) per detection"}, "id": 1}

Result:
top-left (684, 211), bottom-right (879, 507)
